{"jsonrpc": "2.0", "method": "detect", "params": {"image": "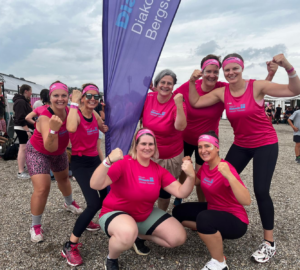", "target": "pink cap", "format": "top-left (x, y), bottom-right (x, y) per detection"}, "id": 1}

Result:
top-left (136, 129), bottom-right (155, 141)
top-left (82, 85), bottom-right (99, 95)
top-left (49, 82), bottom-right (68, 96)
top-left (202, 59), bottom-right (220, 70)
top-left (198, 134), bottom-right (219, 148)
top-left (222, 57), bottom-right (244, 70)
